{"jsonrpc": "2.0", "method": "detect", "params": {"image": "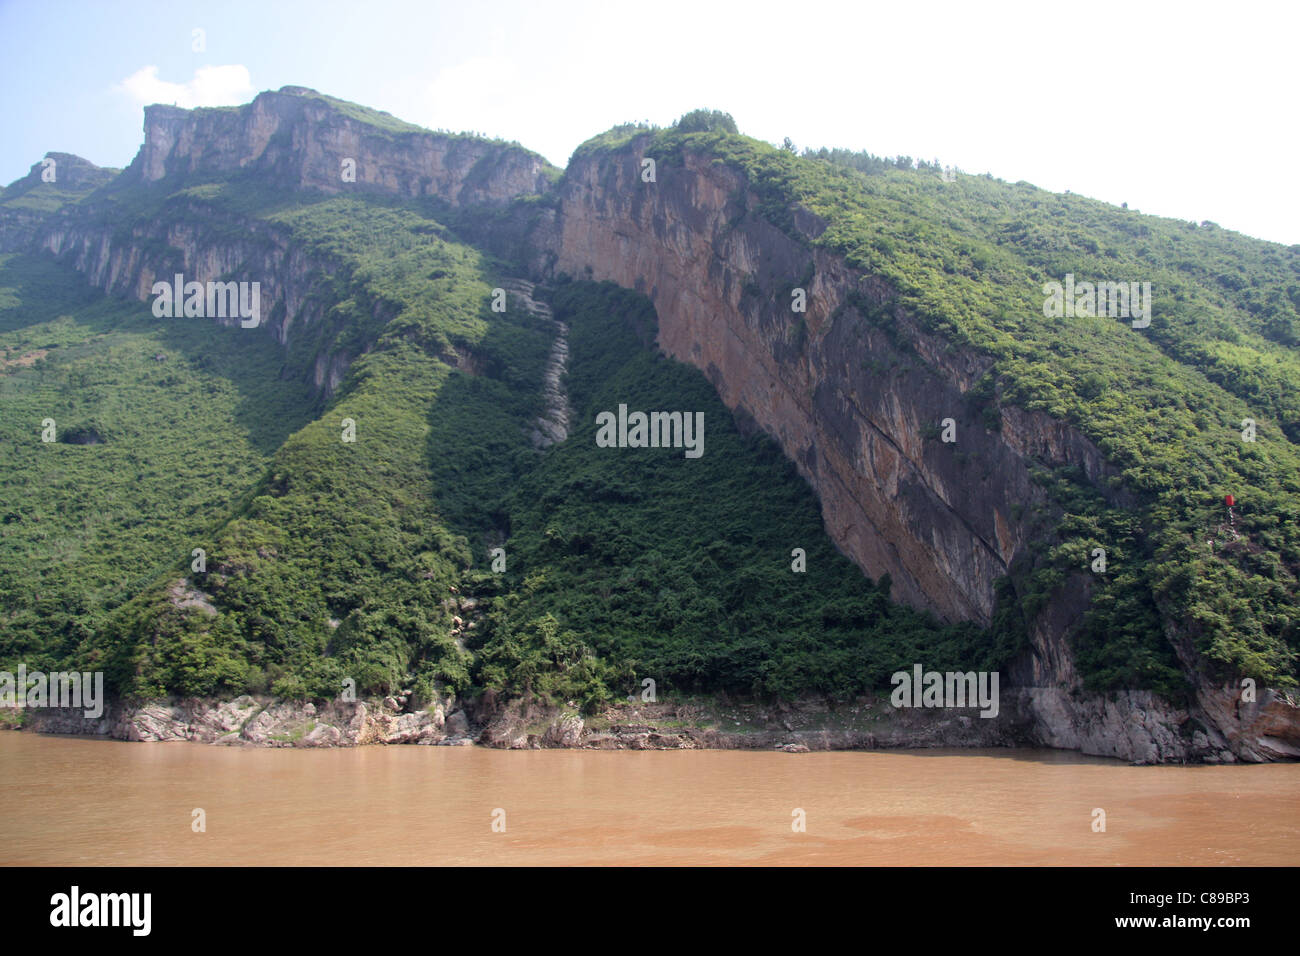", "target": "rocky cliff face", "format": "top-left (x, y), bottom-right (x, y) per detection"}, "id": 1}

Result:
top-left (31, 199), bottom-right (365, 394)
top-left (0, 205), bottom-right (47, 253)
top-left (135, 87), bottom-right (552, 205)
top-left (526, 138), bottom-right (1300, 764)
top-left (12, 695), bottom-right (471, 747)
top-left (1, 90), bottom-right (555, 397)
top-left (532, 142), bottom-right (1085, 625)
